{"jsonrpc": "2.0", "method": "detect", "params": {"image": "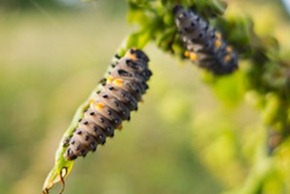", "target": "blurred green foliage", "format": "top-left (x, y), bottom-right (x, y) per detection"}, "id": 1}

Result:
top-left (1, 0), bottom-right (290, 194)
